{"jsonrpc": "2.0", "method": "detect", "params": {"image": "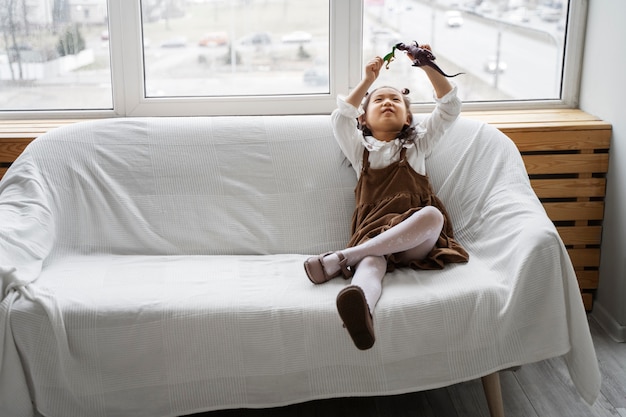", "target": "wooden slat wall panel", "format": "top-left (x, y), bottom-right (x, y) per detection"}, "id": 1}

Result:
top-left (504, 129), bottom-right (611, 151)
top-left (542, 201), bottom-right (604, 221)
top-left (505, 112), bottom-right (611, 311)
top-left (0, 120), bottom-right (79, 178)
top-left (567, 248), bottom-right (601, 268)
top-left (0, 139), bottom-right (32, 163)
top-left (576, 271), bottom-right (600, 290)
top-left (0, 110), bottom-right (613, 310)
top-left (530, 178), bottom-right (606, 199)
top-left (523, 154), bottom-right (609, 175)
top-left (556, 226), bottom-right (603, 246)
